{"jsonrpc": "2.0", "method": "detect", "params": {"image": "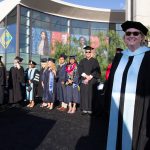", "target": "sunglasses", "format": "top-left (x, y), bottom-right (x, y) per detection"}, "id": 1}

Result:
top-left (125, 31), bottom-right (141, 36)
top-left (85, 51), bottom-right (91, 53)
